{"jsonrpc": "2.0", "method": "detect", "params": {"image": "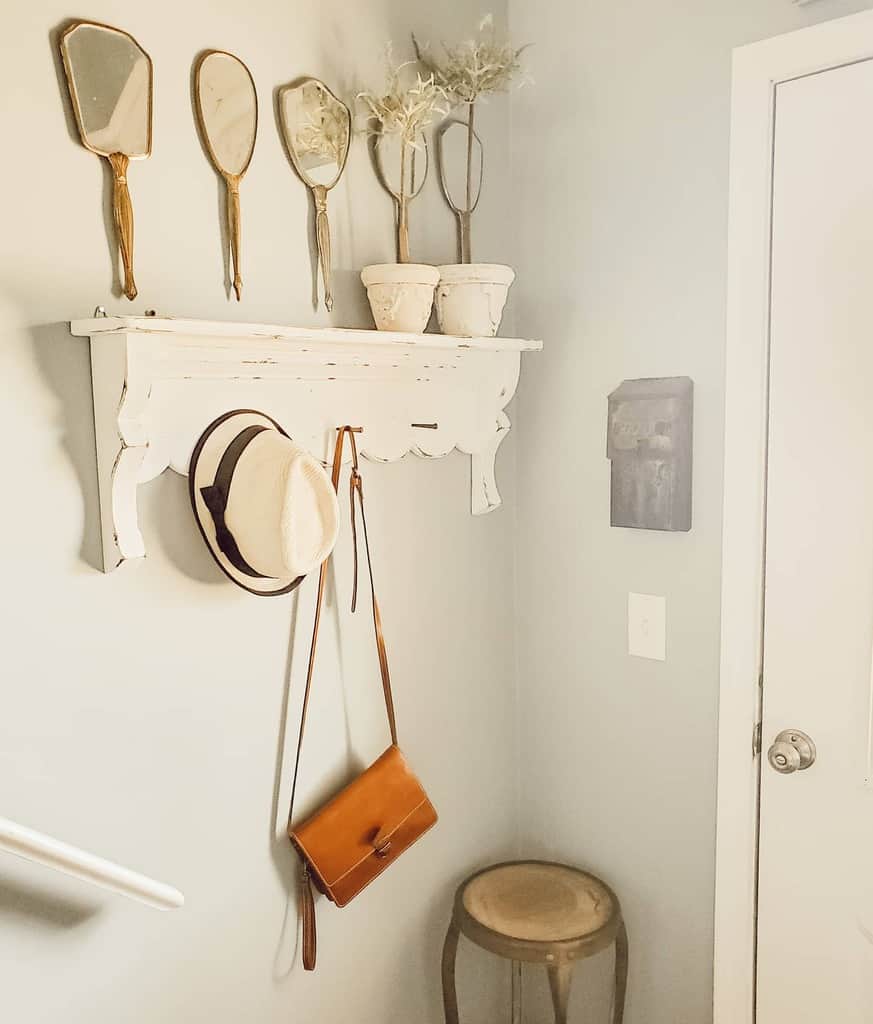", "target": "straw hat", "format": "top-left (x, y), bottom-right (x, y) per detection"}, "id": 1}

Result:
top-left (189, 410), bottom-right (339, 595)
